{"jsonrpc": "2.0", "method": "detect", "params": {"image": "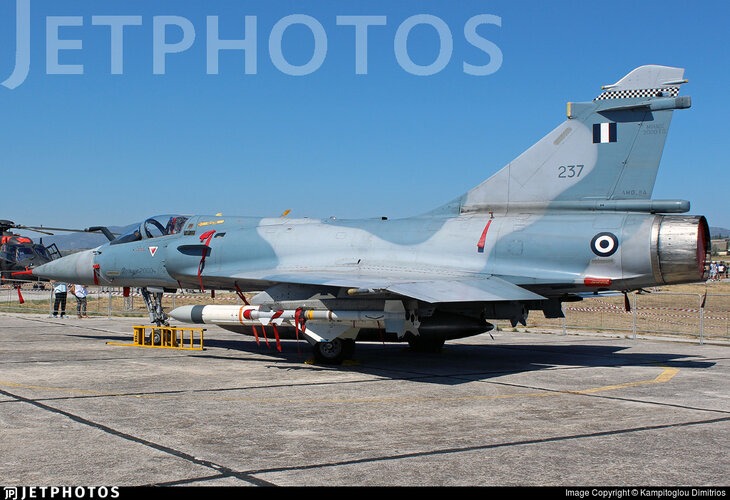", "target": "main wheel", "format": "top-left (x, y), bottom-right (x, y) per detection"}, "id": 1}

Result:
top-left (312, 339), bottom-right (355, 365)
